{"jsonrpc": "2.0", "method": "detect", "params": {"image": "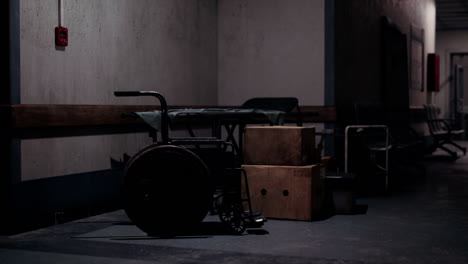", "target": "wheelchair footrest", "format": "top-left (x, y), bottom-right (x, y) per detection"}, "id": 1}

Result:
top-left (242, 211), bottom-right (267, 228)
top-left (242, 210), bottom-right (262, 218)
